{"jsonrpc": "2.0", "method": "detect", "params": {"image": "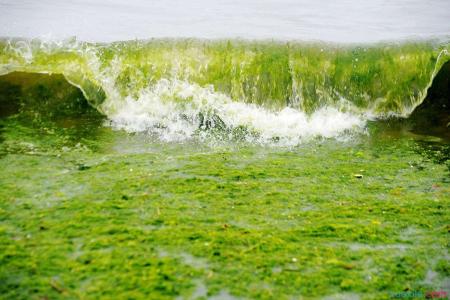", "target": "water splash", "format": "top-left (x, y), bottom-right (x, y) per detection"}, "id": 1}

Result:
top-left (105, 79), bottom-right (366, 145)
top-left (0, 38), bottom-right (448, 145)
